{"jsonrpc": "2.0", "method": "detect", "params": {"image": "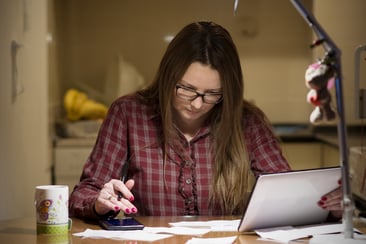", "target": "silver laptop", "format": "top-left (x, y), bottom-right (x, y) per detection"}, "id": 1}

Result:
top-left (238, 167), bottom-right (341, 232)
